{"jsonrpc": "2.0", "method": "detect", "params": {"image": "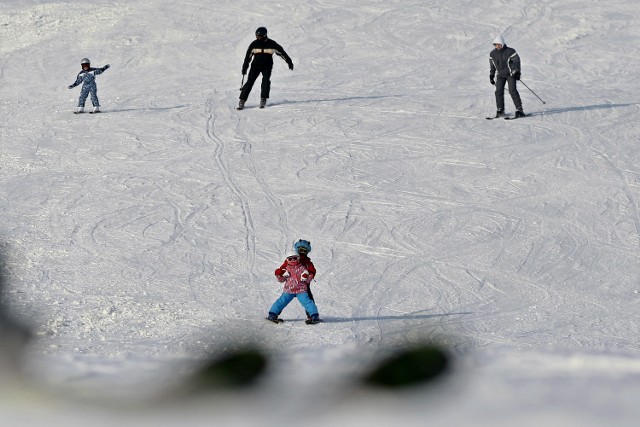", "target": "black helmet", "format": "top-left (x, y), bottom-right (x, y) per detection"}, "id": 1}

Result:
top-left (255, 27), bottom-right (268, 38)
